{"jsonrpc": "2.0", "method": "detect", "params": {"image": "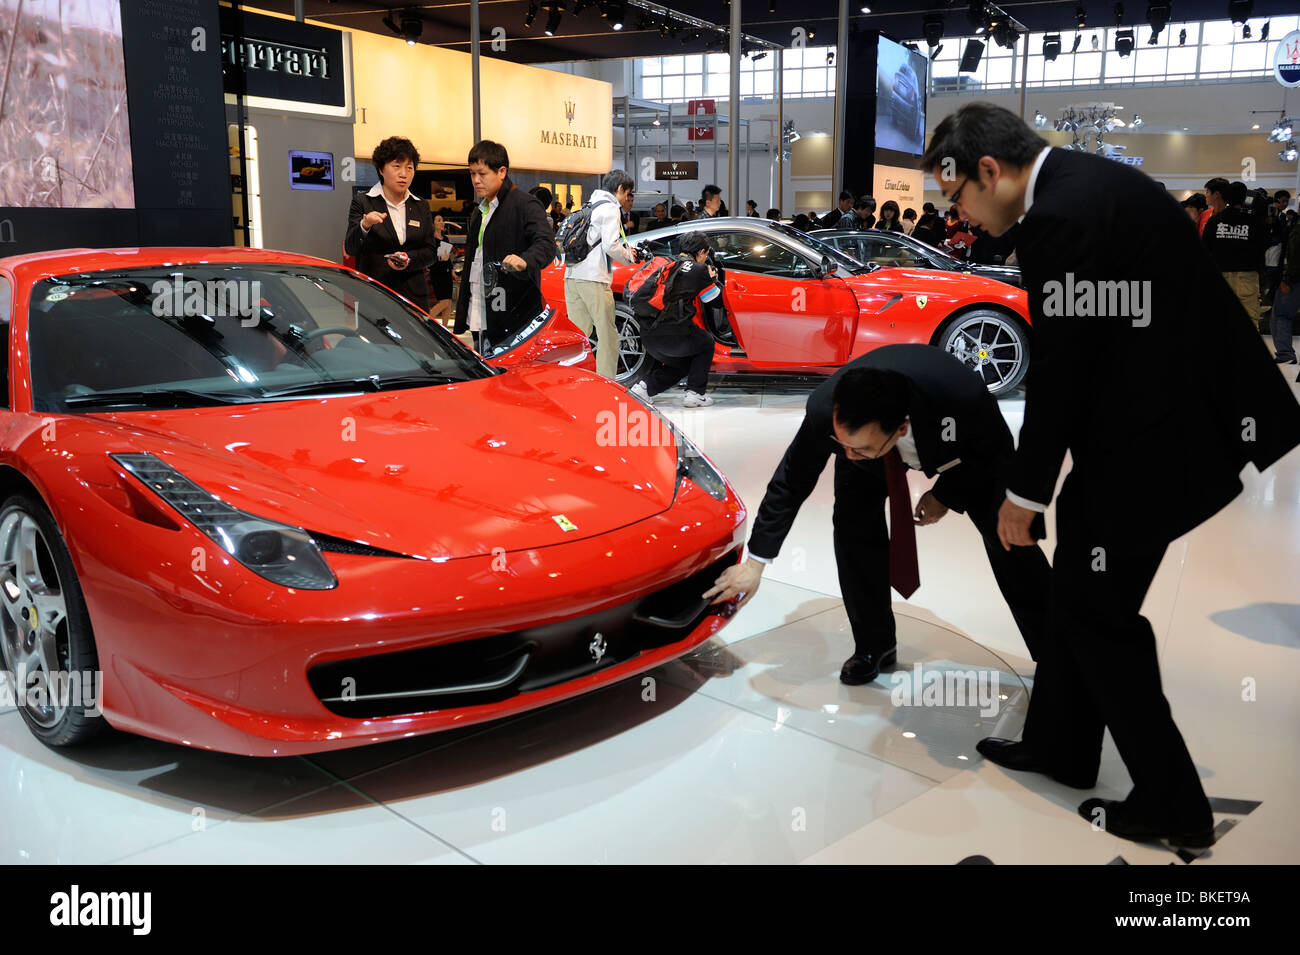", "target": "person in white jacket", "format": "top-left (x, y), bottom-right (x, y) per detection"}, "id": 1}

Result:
top-left (564, 170), bottom-right (637, 378)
